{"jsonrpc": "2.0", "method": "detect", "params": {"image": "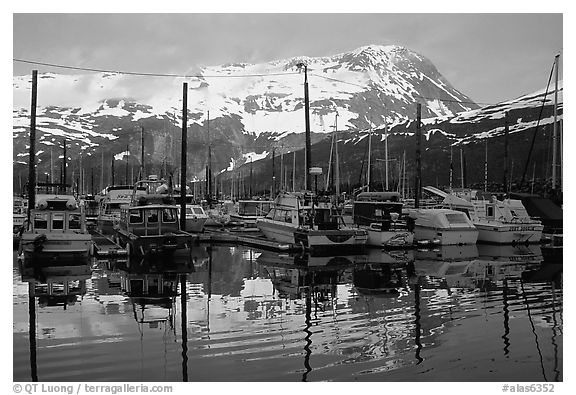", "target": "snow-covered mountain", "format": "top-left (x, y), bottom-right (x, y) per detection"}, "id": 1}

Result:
top-left (12, 44), bottom-right (561, 193)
